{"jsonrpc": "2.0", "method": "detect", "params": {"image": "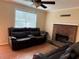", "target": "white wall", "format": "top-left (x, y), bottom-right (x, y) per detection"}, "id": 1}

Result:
top-left (0, 1), bottom-right (15, 45)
